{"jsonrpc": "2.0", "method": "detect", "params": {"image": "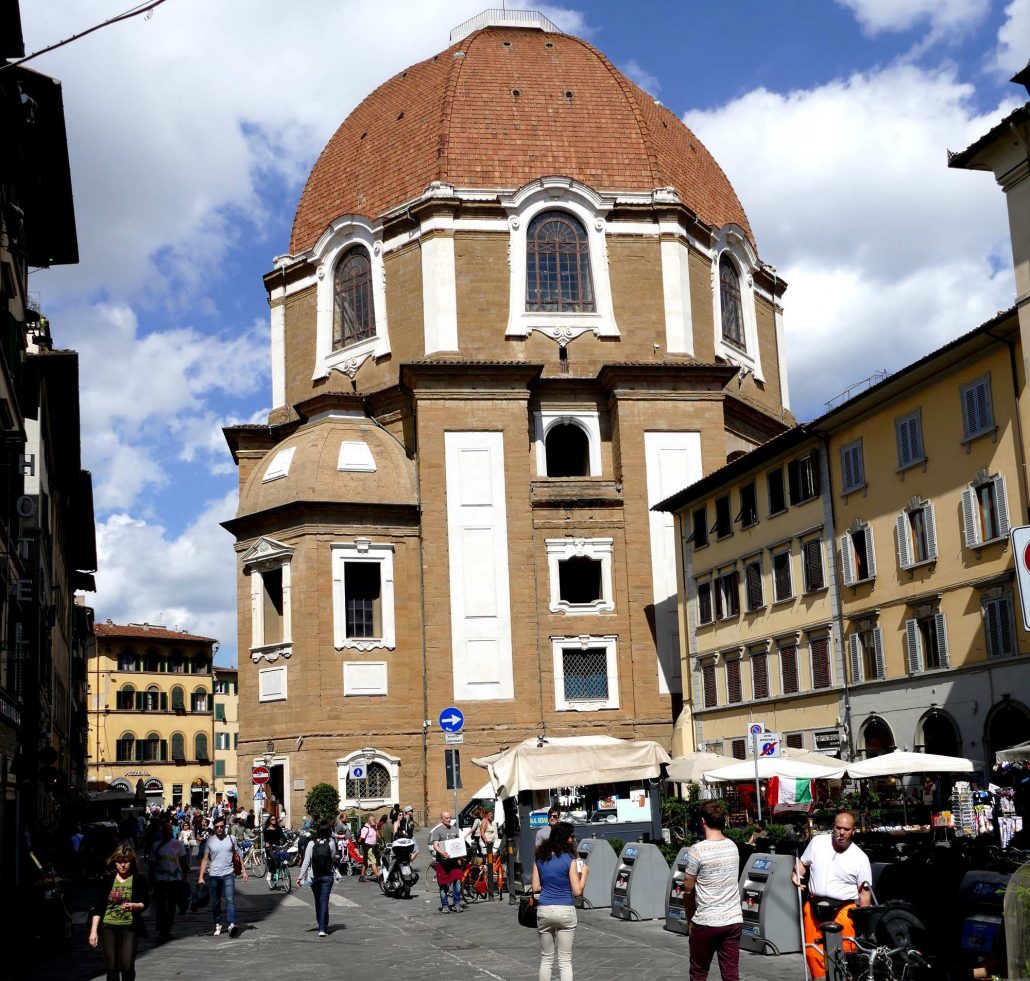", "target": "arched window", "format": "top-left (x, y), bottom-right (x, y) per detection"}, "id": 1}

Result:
top-left (918, 711), bottom-right (960, 758)
top-left (171, 732), bottom-right (186, 762)
top-left (526, 211), bottom-right (595, 313)
top-left (545, 423), bottom-right (590, 477)
top-left (144, 731), bottom-right (161, 761)
top-left (333, 249), bottom-right (376, 350)
top-left (345, 761), bottom-right (391, 800)
top-left (116, 732), bottom-right (135, 762)
top-left (195, 732), bottom-right (209, 761)
top-left (117, 684), bottom-right (135, 711)
top-left (171, 686), bottom-right (185, 712)
top-left (861, 717), bottom-right (894, 758)
top-left (719, 254), bottom-right (746, 350)
top-left (144, 685), bottom-right (160, 711)
top-left (191, 687), bottom-right (209, 713)
top-left (118, 649), bottom-right (136, 671)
